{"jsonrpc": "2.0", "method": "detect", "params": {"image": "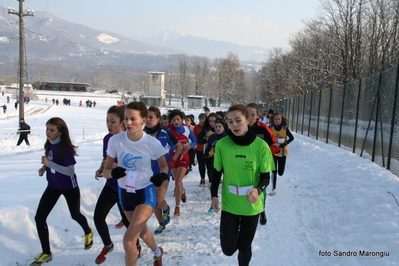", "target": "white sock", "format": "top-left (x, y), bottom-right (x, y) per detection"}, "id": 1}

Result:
top-left (154, 247), bottom-right (161, 257)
